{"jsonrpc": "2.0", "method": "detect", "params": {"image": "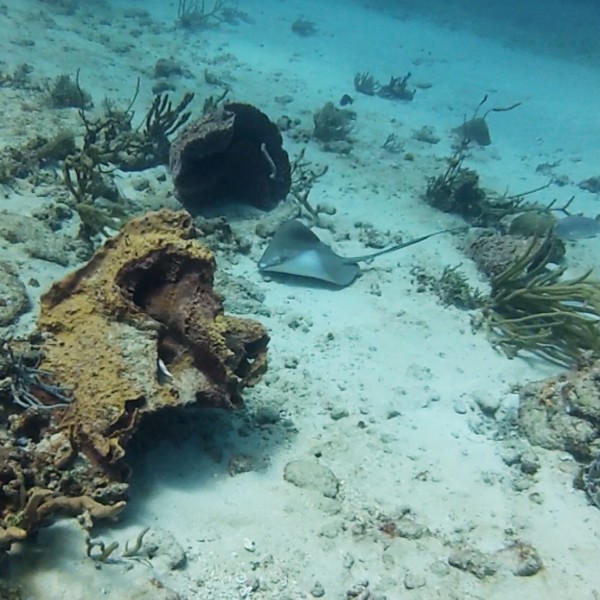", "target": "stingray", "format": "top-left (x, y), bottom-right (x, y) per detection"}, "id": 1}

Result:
top-left (452, 96), bottom-right (522, 146)
top-left (258, 219), bottom-right (460, 287)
